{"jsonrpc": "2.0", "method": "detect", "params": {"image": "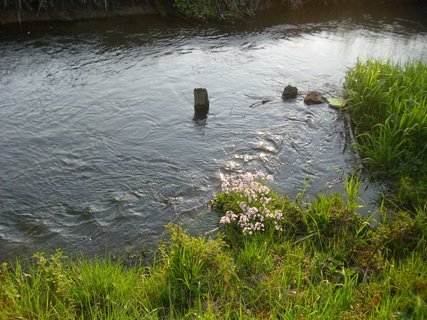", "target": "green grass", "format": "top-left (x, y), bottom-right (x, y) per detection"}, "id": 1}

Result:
top-left (344, 59), bottom-right (427, 211)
